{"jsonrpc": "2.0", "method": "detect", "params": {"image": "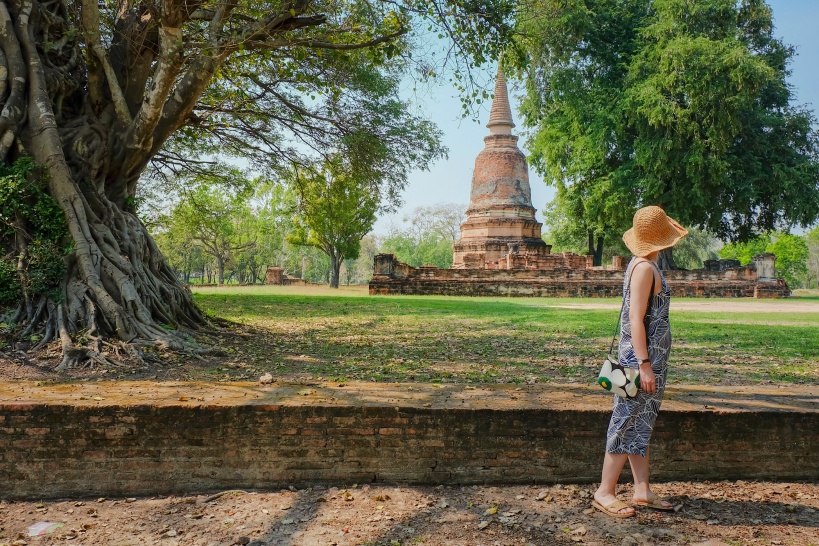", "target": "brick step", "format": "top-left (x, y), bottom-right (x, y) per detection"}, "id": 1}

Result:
top-left (1, 381), bottom-right (816, 499)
